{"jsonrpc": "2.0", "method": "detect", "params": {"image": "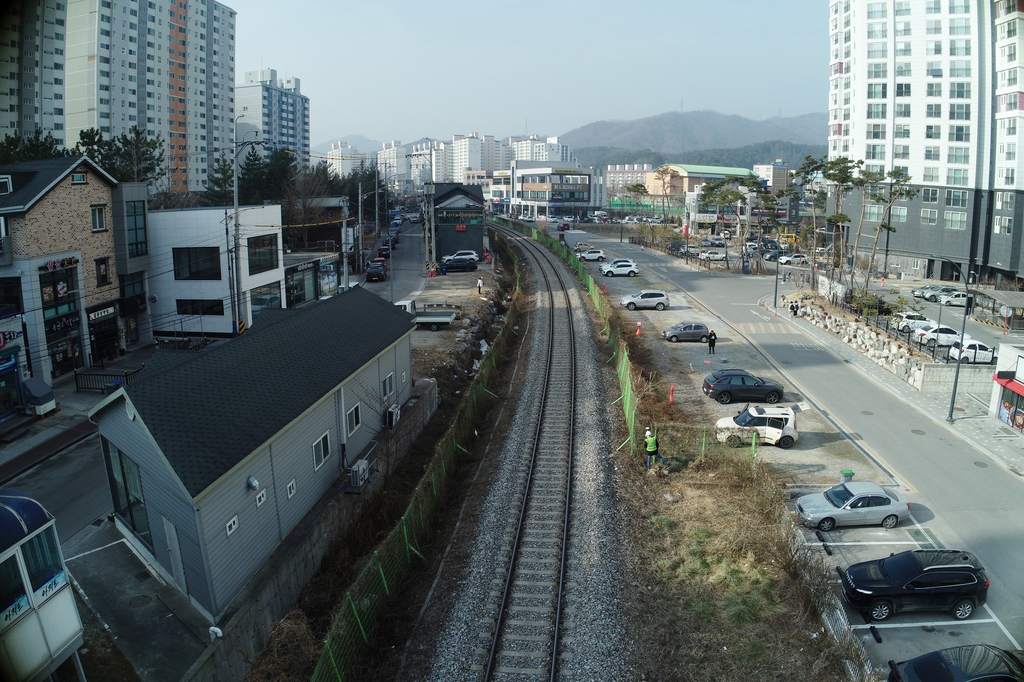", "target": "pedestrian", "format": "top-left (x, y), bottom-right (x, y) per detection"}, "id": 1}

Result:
top-left (790, 301), bottom-right (798, 317)
top-left (644, 429), bottom-right (666, 471)
top-left (708, 330), bottom-right (717, 354)
top-left (477, 277), bottom-right (484, 294)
